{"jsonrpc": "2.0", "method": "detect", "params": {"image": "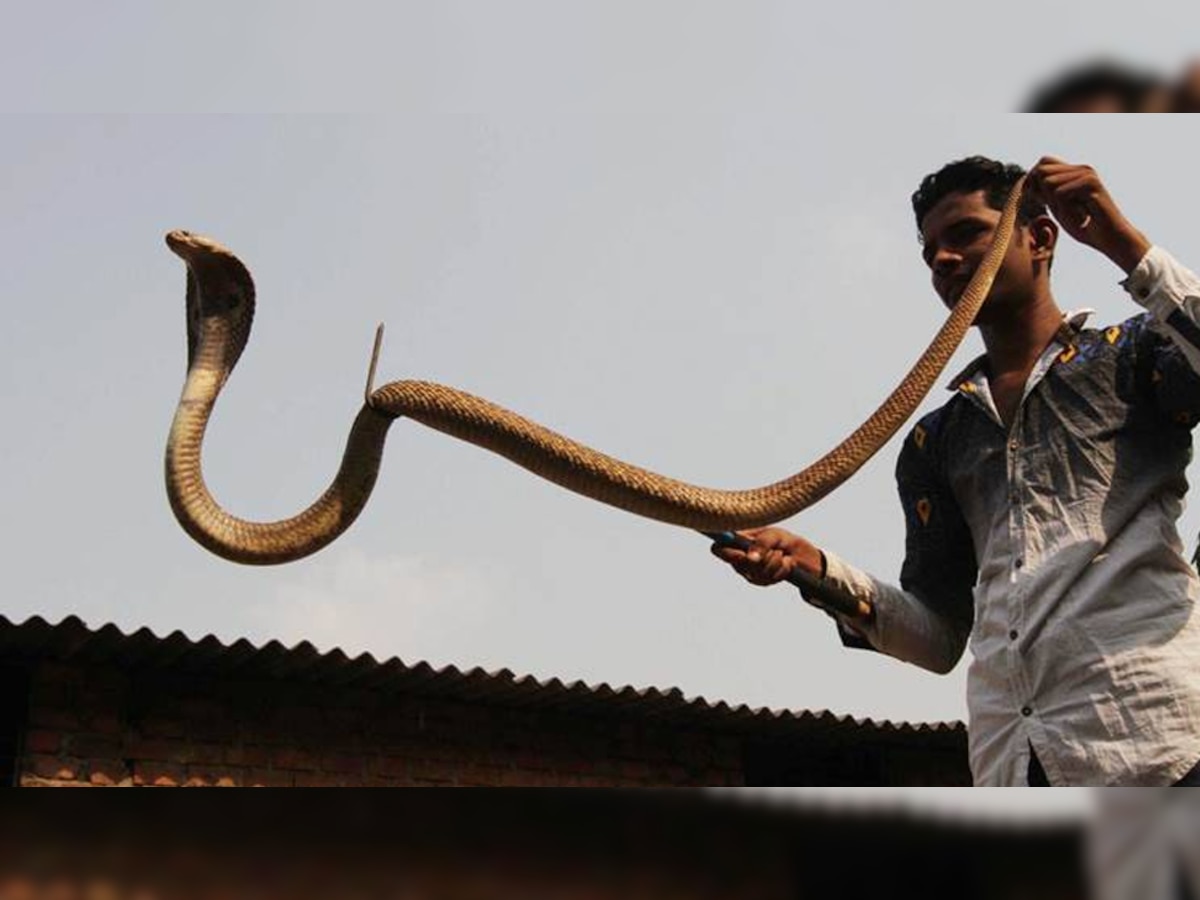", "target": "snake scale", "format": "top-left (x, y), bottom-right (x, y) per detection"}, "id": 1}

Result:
top-left (165, 176), bottom-right (1025, 564)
